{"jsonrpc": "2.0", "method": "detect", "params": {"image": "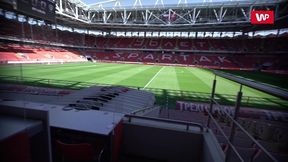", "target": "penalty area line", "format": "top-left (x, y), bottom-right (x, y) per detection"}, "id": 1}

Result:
top-left (143, 66), bottom-right (165, 89)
